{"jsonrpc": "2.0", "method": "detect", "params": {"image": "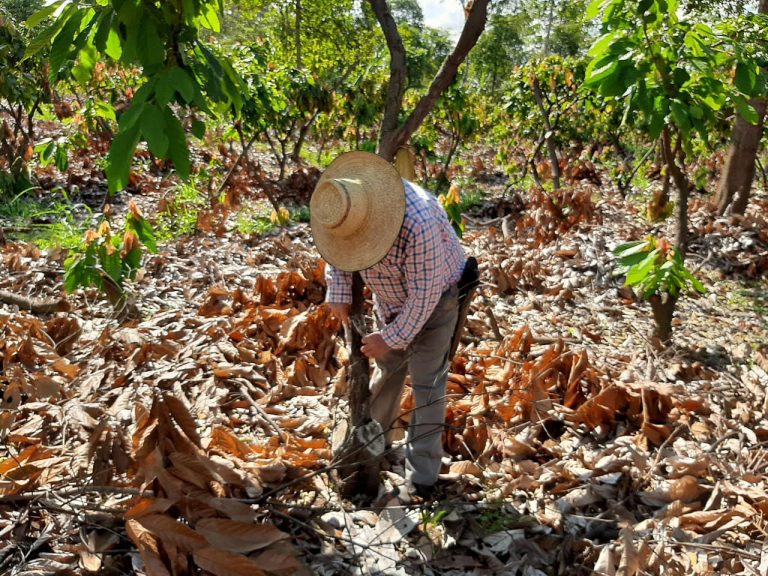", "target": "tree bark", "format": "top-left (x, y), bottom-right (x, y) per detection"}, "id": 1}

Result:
top-left (333, 273), bottom-right (383, 498)
top-left (368, 0), bottom-right (408, 160)
top-left (661, 127), bottom-right (690, 255)
top-left (531, 77), bottom-right (561, 190)
top-left (649, 294), bottom-right (677, 345)
top-left (715, 0), bottom-right (768, 216)
top-left (369, 0), bottom-right (490, 161)
top-left (294, 0), bottom-right (302, 69)
top-left (716, 97), bottom-right (767, 215)
top-left (346, 273), bottom-right (374, 426)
